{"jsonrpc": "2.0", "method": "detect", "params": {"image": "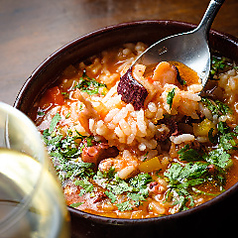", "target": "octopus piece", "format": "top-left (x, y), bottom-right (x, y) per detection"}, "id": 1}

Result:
top-left (148, 181), bottom-right (166, 195)
top-left (81, 141), bottom-right (119, 165)
top-left (117, 67), bottom-right (148, 111)
top-left (155, 117), bottom-right (179, 142)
